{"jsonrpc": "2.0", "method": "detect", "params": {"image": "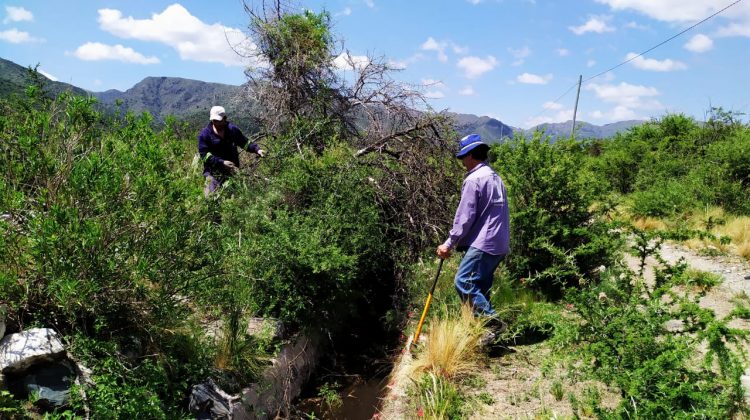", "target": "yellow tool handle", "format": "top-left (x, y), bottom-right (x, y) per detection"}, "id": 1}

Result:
top-left (413, 293), bottom-right (433, 345)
